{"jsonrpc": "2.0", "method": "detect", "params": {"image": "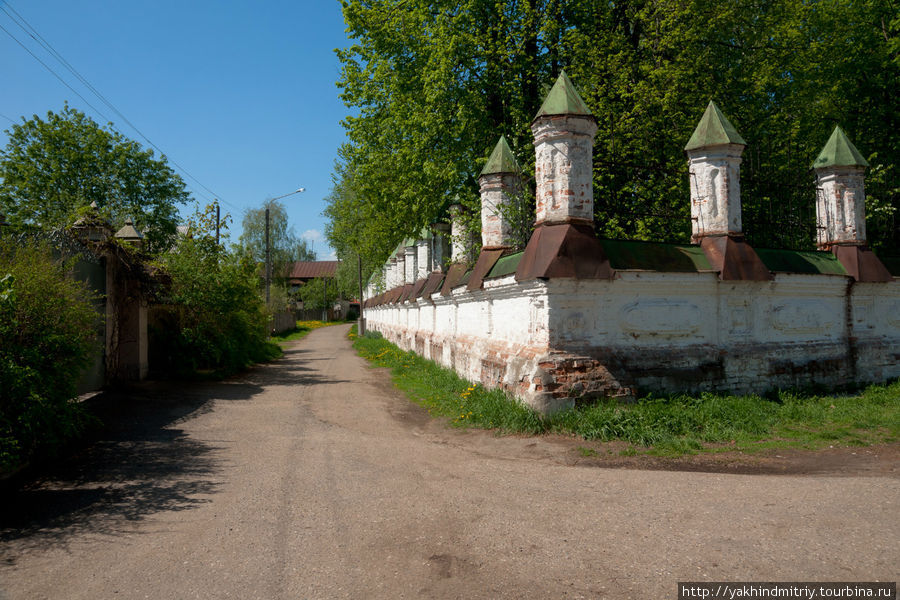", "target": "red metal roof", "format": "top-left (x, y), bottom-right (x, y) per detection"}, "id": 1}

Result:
top-left (288, 261), bottom-right (340, 279)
